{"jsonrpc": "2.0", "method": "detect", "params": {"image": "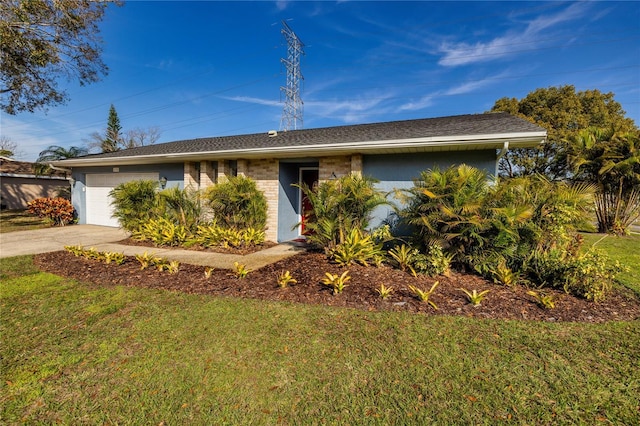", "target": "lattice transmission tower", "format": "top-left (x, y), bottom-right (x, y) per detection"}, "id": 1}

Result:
top-left (280, 20), bottom-right (304, 131)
